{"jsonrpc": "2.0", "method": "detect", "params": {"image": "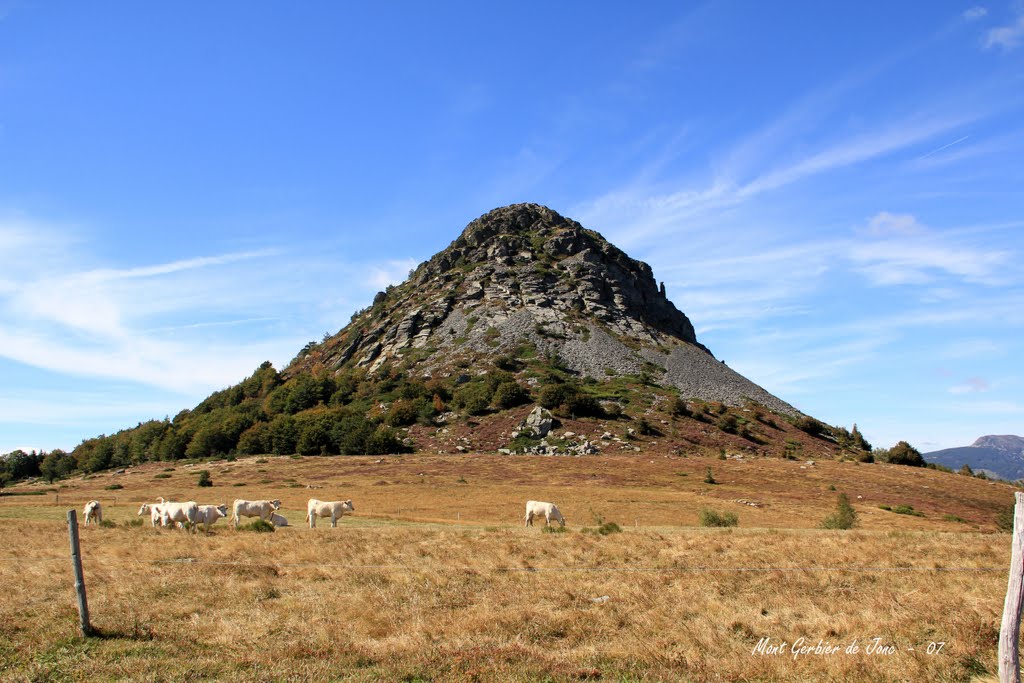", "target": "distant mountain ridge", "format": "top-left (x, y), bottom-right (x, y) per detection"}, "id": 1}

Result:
top-left (924, 435), bottom-right (1024, 481)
